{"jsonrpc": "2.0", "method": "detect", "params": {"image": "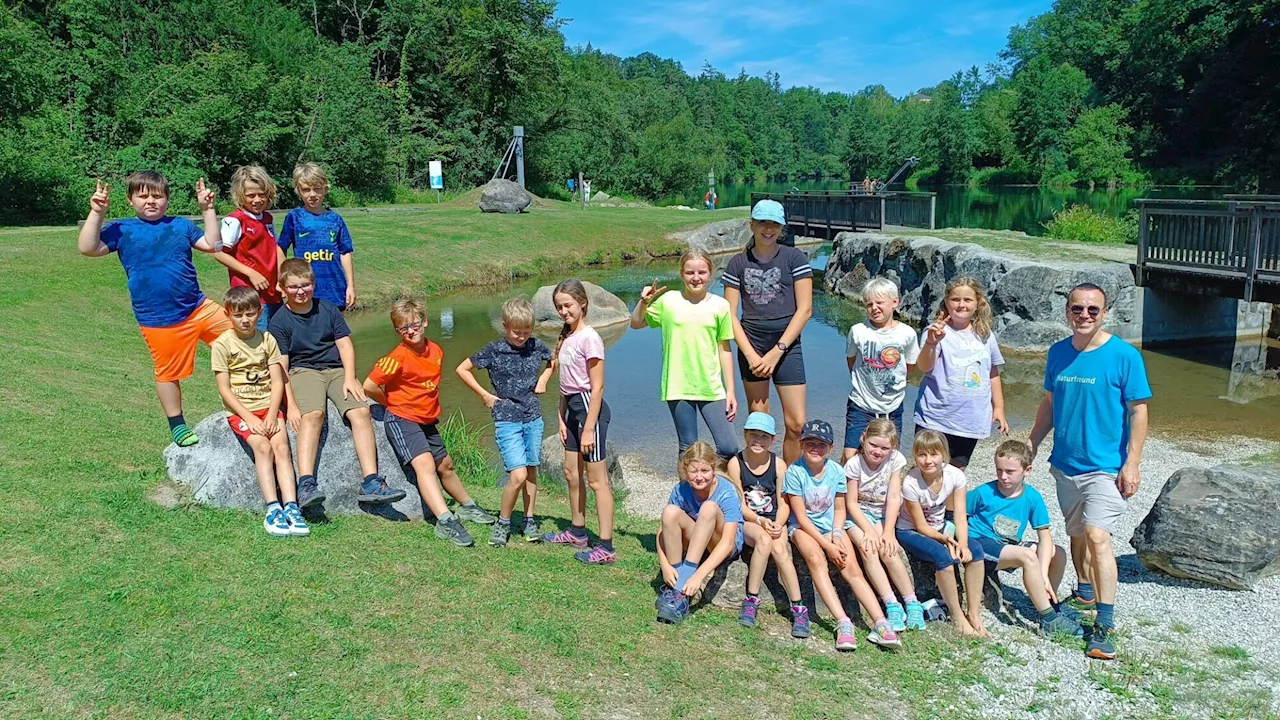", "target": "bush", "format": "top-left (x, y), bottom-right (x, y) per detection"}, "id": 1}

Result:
top-left (438, 412), bottom-right (499, 487)
top-left (1043, 204), bottom-right (1136, 244)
